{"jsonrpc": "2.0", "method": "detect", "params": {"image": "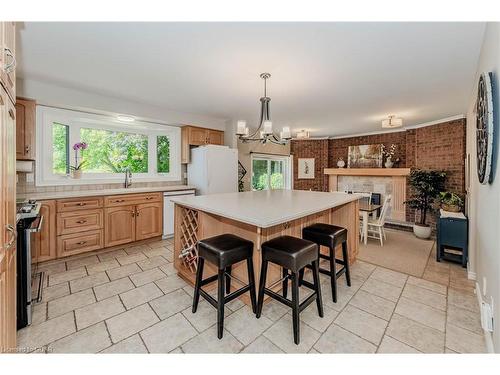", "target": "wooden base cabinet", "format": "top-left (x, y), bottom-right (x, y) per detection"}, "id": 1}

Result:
top-left (105, 201), bottom-right (163, 246)
top-left (104, 205), bottom-right (136, 247)
top-left (135, 202), bottom-right (163, 241)
top-left (32, 200), bottom-right (57, 263)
